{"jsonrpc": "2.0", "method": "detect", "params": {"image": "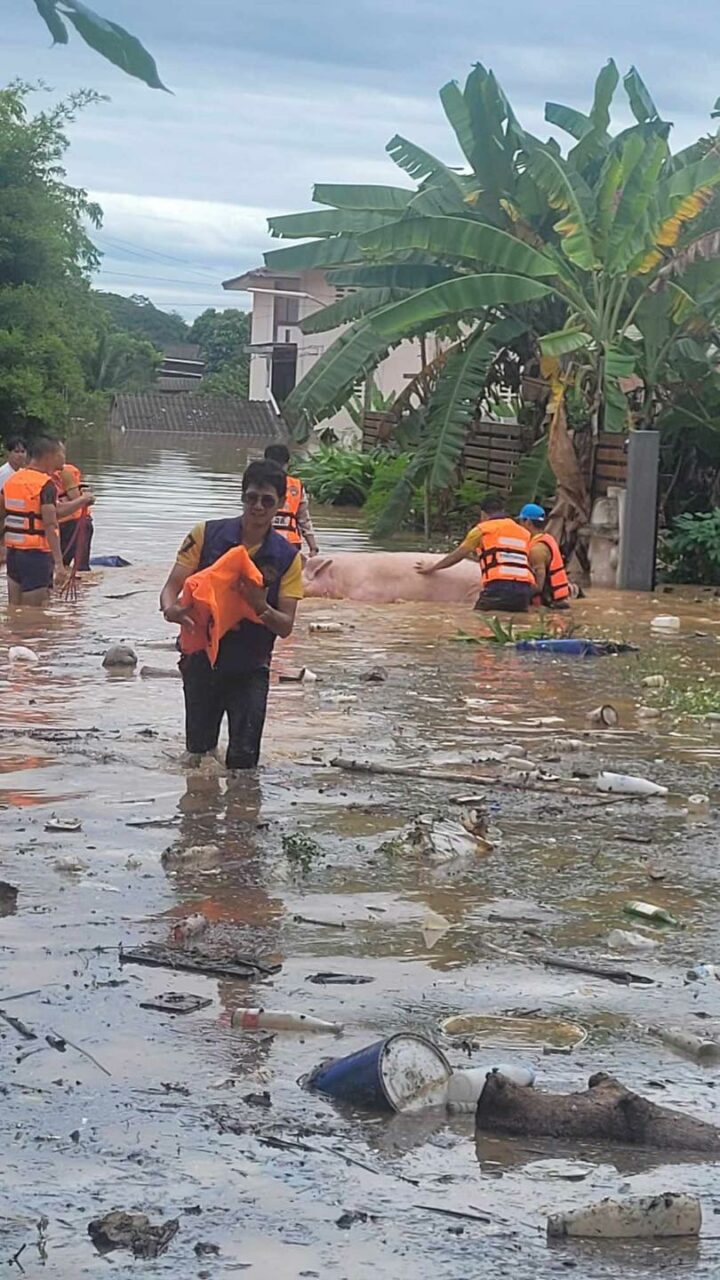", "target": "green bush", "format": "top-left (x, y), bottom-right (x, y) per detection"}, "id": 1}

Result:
top-left (364, 454), bottom-right (418, 522)
top-left (662, 510), bottom-right (720, 585)
top-left (296, 446), bottom-right (410, 507)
